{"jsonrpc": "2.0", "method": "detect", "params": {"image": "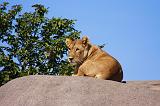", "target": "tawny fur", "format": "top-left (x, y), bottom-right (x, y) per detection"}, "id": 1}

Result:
top-left (66, 36), bottom-right (123, 82)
